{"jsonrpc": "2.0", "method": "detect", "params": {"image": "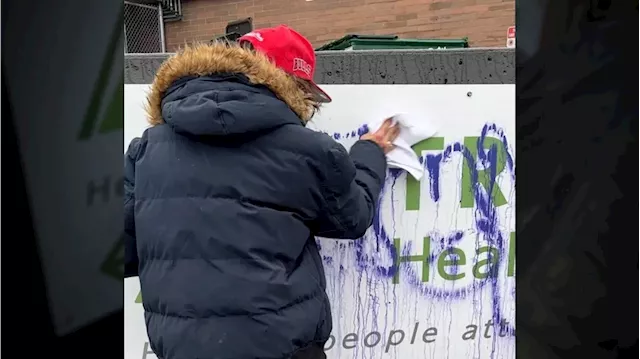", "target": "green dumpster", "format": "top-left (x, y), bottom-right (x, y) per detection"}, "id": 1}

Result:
top-left (315, 34), bottom-right (469, 51)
